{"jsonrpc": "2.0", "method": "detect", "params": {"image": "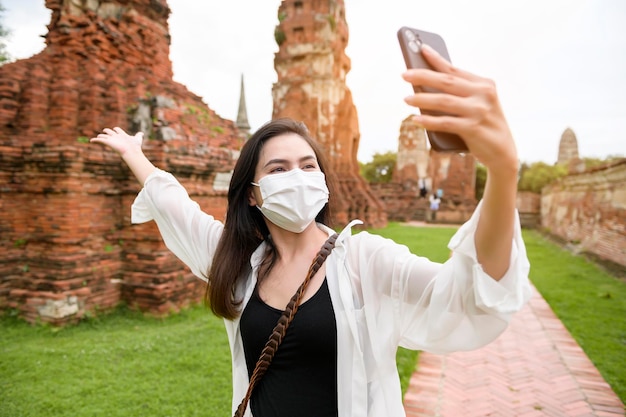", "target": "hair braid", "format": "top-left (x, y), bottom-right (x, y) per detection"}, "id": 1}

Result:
top-left (233, 233), bottom-right (338, 417)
